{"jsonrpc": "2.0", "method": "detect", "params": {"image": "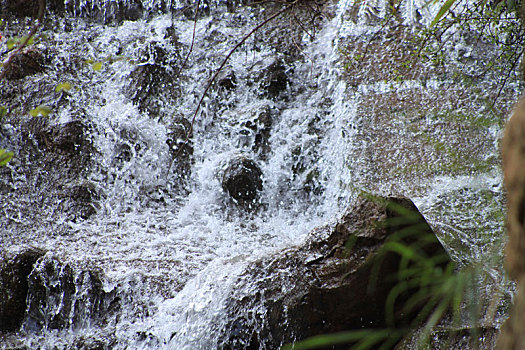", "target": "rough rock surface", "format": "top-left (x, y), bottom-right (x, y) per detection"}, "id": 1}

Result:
top-left (219, 195), bottom-right (452, 349)
top-left (166, 116), bottom-right (193, 178)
